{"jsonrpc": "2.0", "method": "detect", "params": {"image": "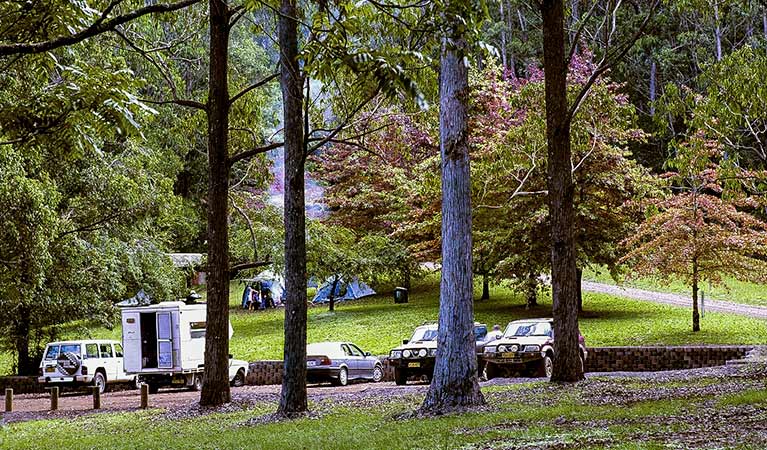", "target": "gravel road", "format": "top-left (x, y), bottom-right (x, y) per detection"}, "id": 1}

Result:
top-left (582, 280), bottom-right (767, 319)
